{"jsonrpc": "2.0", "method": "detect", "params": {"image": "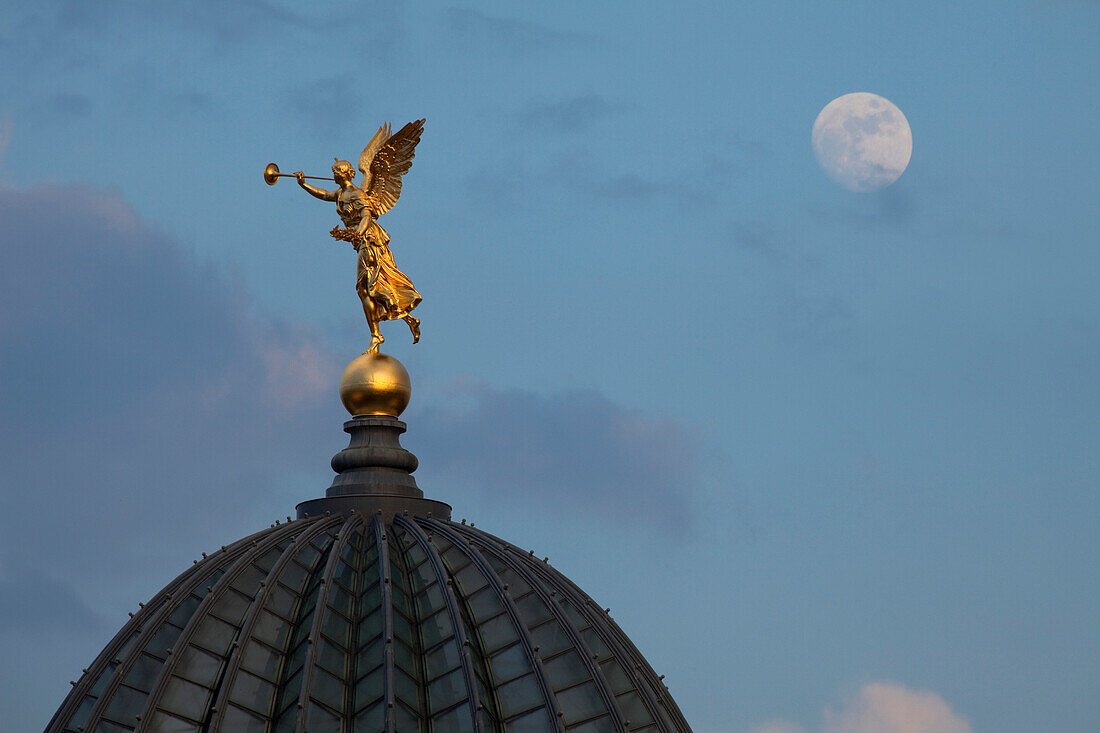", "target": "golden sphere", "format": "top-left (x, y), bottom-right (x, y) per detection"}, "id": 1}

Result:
top-left (339, 352), bottom-right (412, 417)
